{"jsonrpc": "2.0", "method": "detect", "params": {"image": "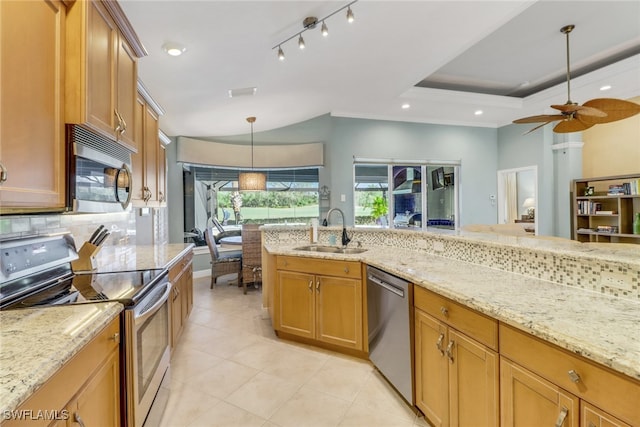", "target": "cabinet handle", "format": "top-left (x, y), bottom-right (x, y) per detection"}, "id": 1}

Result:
top-left (567, 369), bottom-right (581, 383)
top-left (114, 109), bottom-right (123, 133)
top-left (445, 340), bottom-right (454, 363)
top-left (74, 412), bottom-right (87, 427)
top-left (308, 280), bottom-right (313, 292)
top-left (435, 333), bottom-right (445, 356)
top-left (159, 192), bottom-right (165, 203)
top-left (316, 279), bottom-right (320, 292)
top-left (344, 267), bottom-right (349, 273)
top-left (554, 406), bottom-right (568, 427)
top-left (588, 423), bottom-right (596, 427)
top-left (440, 306), bottom-right (449, 317)
top-left (0, 161), bottom-right (7, 183)
top-left (120, 115), bottom-right (127, 135)
top-left (110, 332), bottom-right (120, 344)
